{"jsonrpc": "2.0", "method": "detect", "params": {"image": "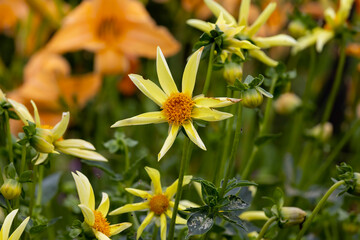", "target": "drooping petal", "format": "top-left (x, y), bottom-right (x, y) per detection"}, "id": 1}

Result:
top-left (58, 147), bottom-right (107, 162)
top-left (204, 0), bottom-right (237, 25)
top-left (52, 112), bottom-right (70, 141)
top-left (145, 167), bottom-right (162, 195)
top-left (137, 212), bottom-right (154, 240)
top-left (229, 39), bottom-right (259, 50)
top-left (247, 2), bottom-right (277, 37)
top-left (165, 209), bottom-right (187, 224)
top-left (109, 222), bottom-right (132, 236)
top-left (193, 95), bottom-right (240, 108)
top-left (316, 29), bottom-right (334, 52)
top-left (291, 33), bottom-right (318, 55)
top-left (1, 209), bottom-right (18, 240)
top-left (125, 188), bottom-right (152, 199)
top-left (160, 213), bottom-right (167, 240)
top-left (191, 107), bottom-right (233, 122)
top-left (186, 19), bottom-right (212, 34)
top-left (253, 34), bottom-right (297, 49)
top-left (183, 122), bottom-right (206, 150)
top-left (128, 74), bottom-right (167, 106)
top-left (249, 49), bottom-right (278, 67)
top-left (111, 111), bottom-right (167, 128)
top-left (33, 153), bottom-right (49, 165)
top-left (8, 99), bottom-right (34, 125)
top-left (156, 47), bottom-right (178, 95)
top-left (72, 171), bottom-right (95, 210)
top-left (109, 202), bottom-right (149, 215)
top-left (165, 175), bottom-right (192, 199)
top-left (54, 139), bottom-right (95, 150)
top-left (158, 124), bottom-right (180, 161)
top-left (94, 230), bottom-right (111, 240)
top-left (182, 47), bottom-right (203, 95)
top-left (96, 192), bottom-right (109, 217)
top-left (78, 204), bottom-right (95, 226)
top-left (8, 216), bottom-right (30, 240)
top-left (30, 100), bottom-right (41, 127)
top-left (238, 0), bottom-right (250, 26)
